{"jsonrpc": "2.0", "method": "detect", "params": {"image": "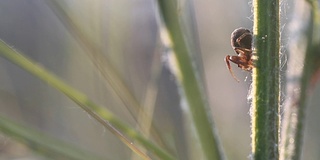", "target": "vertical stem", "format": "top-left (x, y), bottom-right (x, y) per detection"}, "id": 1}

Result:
top-left (157, 1), bottom-right (223, 160)
top-left (251, 0), bottom-right (280, 159)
